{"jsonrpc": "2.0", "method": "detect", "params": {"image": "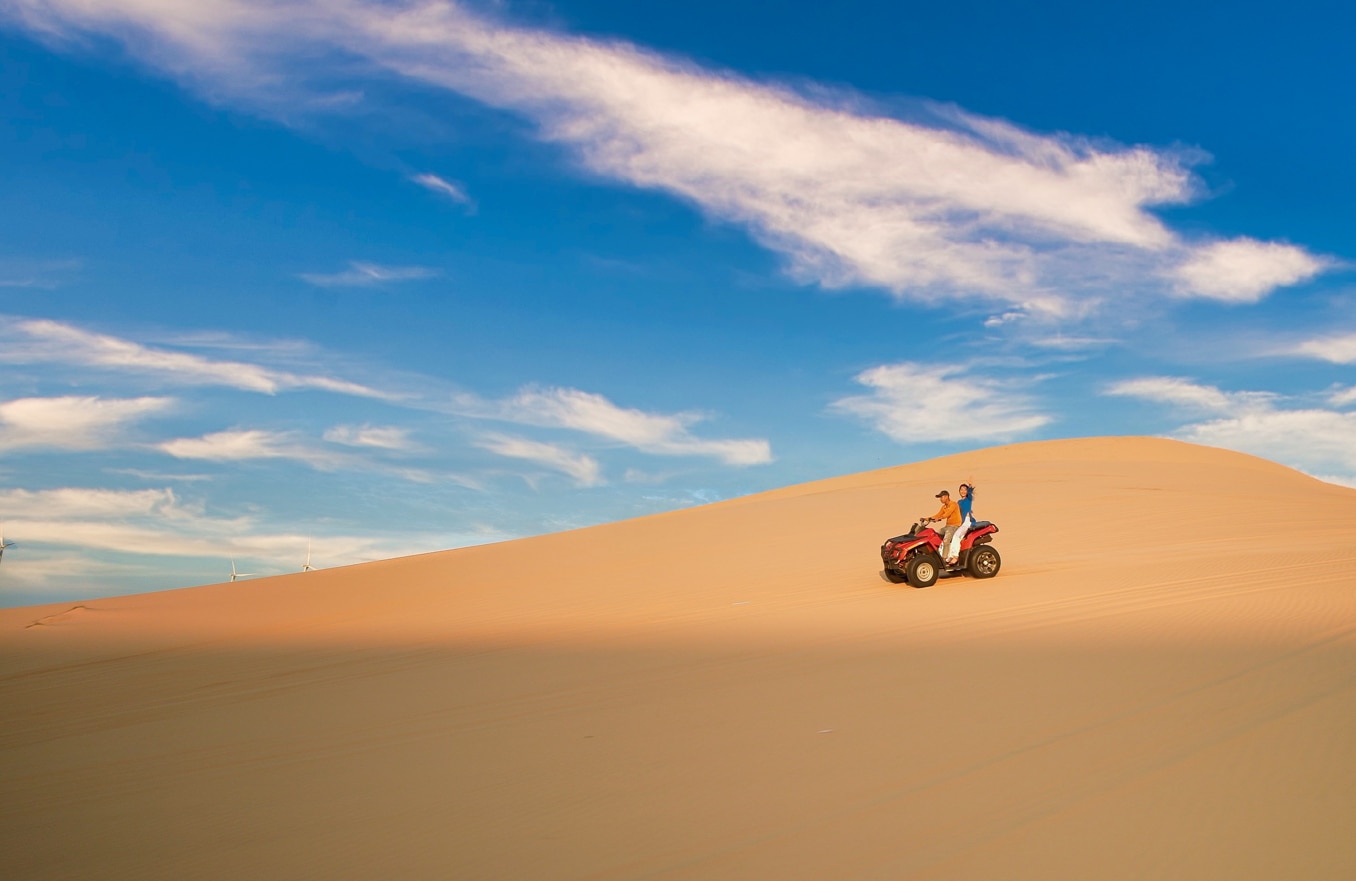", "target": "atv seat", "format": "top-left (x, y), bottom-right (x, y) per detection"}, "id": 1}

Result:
top-left (969, 521), bottom-right (994, 531)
